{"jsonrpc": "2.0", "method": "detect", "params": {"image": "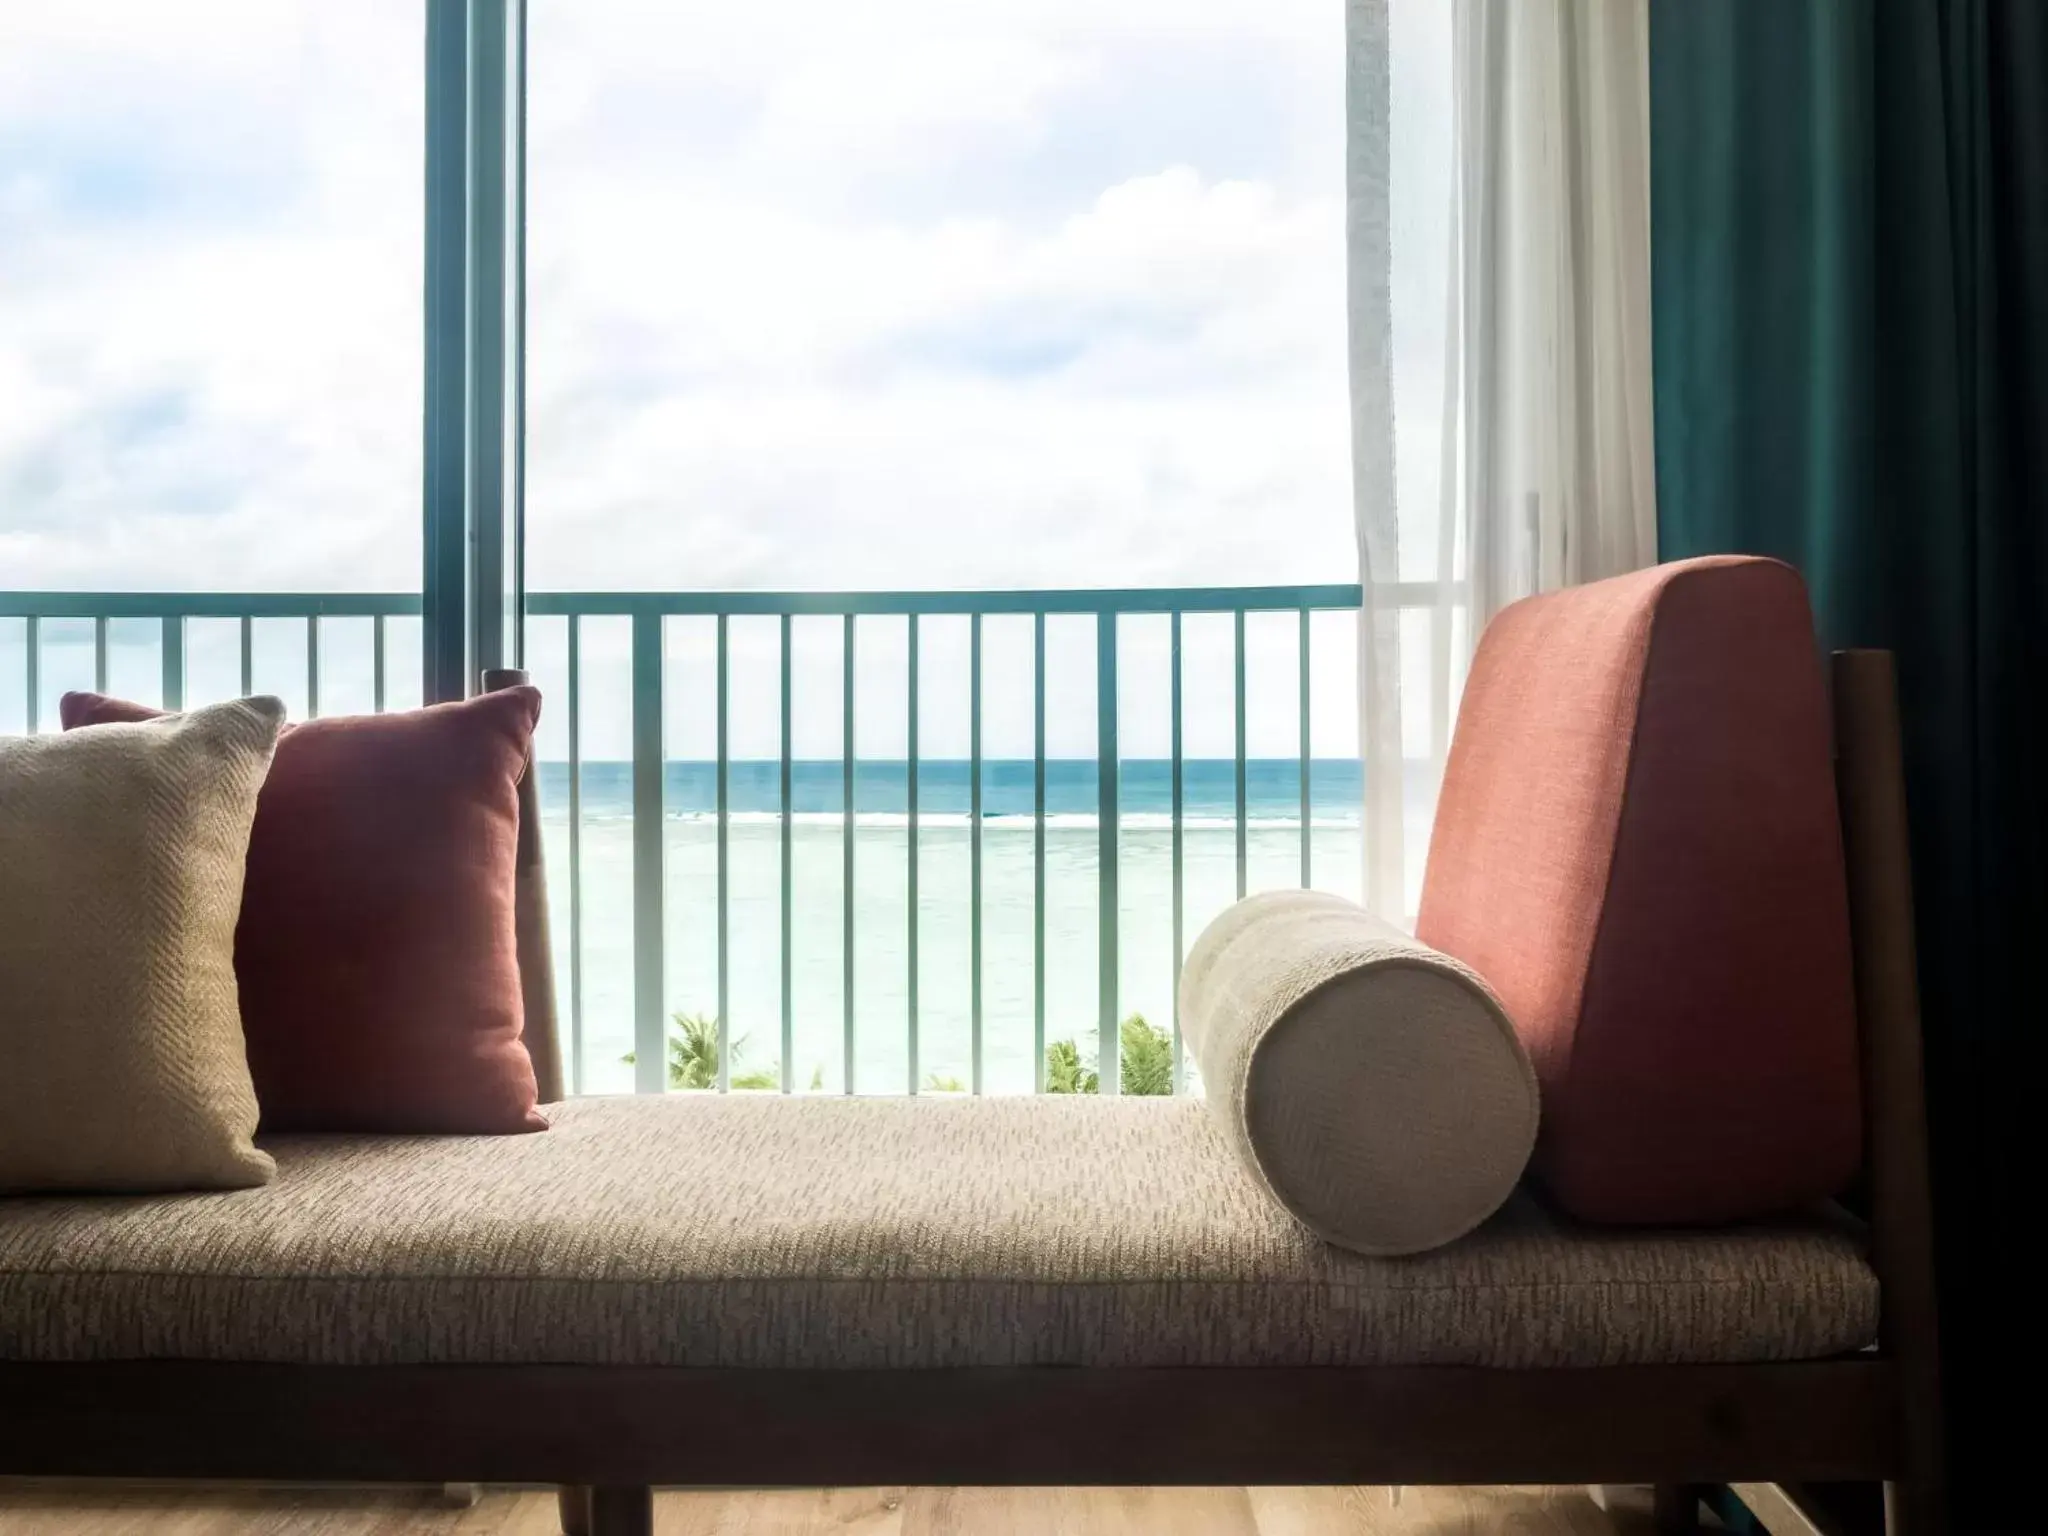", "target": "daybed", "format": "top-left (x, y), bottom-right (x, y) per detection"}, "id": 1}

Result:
top-left (0, 634), bottom-right (1943, 1536)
